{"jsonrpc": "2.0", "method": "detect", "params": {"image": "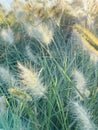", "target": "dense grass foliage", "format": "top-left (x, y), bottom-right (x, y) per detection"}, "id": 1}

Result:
top-left (0, 0), bottom-right (98, 130)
